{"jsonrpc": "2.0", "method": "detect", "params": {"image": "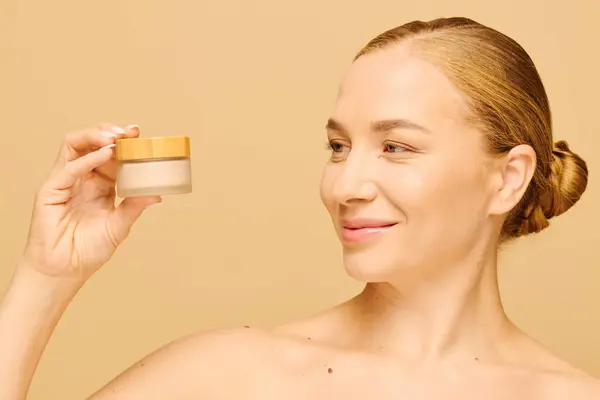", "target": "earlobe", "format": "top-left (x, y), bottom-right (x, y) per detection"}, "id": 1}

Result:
top-left (490, 145), bottom-right (536, 216)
